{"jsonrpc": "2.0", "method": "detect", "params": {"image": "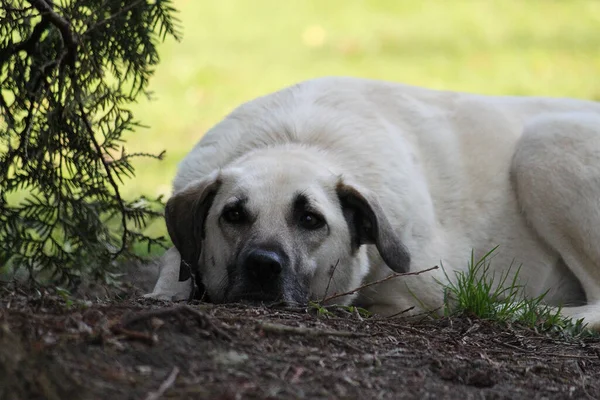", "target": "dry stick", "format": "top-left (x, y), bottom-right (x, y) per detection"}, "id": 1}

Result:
top-left (320, 266), bottom-right (439, 303)
top-left (366, 320), bottom-right (437, 338)
top-left (321, 259), bottom-right (340, 302)
top-left (111, 326), bottom-right (156, 344)
top-left (256, 321), bottom-right (371, 338)
top-left (144, 366), bottom-right (179, 400)
top-left (117, 305), bottom-right (231, 341)
top-left (385, 306), bottom-right (416, 319)
top-left (119, 306), bottom-right (188, 326)
top-left (486, 347), bottom-right (597, 361)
